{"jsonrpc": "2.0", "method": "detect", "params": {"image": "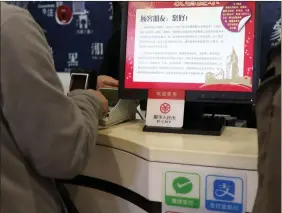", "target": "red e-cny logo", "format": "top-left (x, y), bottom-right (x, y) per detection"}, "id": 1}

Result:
top-left (160, 103), bottom-right (171, 114)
